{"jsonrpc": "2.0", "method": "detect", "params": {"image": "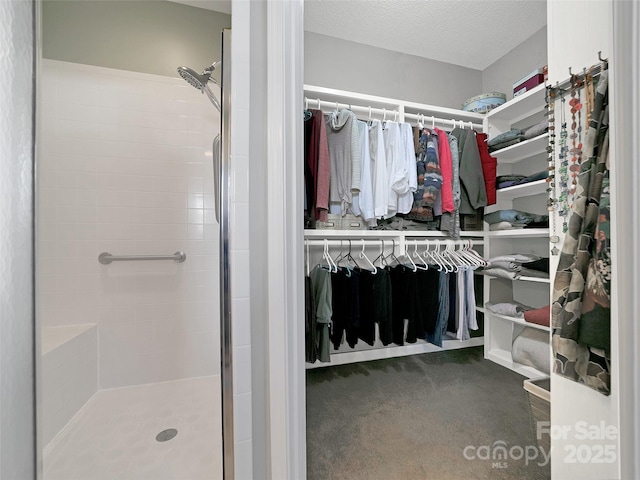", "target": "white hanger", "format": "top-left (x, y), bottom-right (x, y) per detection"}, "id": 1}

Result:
top-left (436, 241), bottom-right (456, 272)
top-left (423, 240), bottom-right (444, 272)
top-left (418, 114), bottom-right (424, 129)
top-left (469, 121), bottom-right (474, 130)
top-left (432, 116), bottom-right (436, 129)
top-left (464, 239), bottom-right (487, 267)
top-left (323, 239), bottom-right (337, 273)
top-left (413, 240), bottom-right (429, 270)
top-left (445, 239), bottom-right (468, 270)
top-left (394, 110), bottom-right (398, 122)
top-left (317, 98), bottom-right (321, 110)
top-left (383, 108), bottom-right (387, 122)
top-left (359, 240), bottom-right (377, 274)
top-left (335, 101), bottom-right (339, 113)
top-left (398, 242), bottom-right (417, 272)
top-left (368, 106), bottom-right (372, 122)
top-left (456, 240), bottom-right (477, 268)
top-left (305, 97), bottom-right (309, 111)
